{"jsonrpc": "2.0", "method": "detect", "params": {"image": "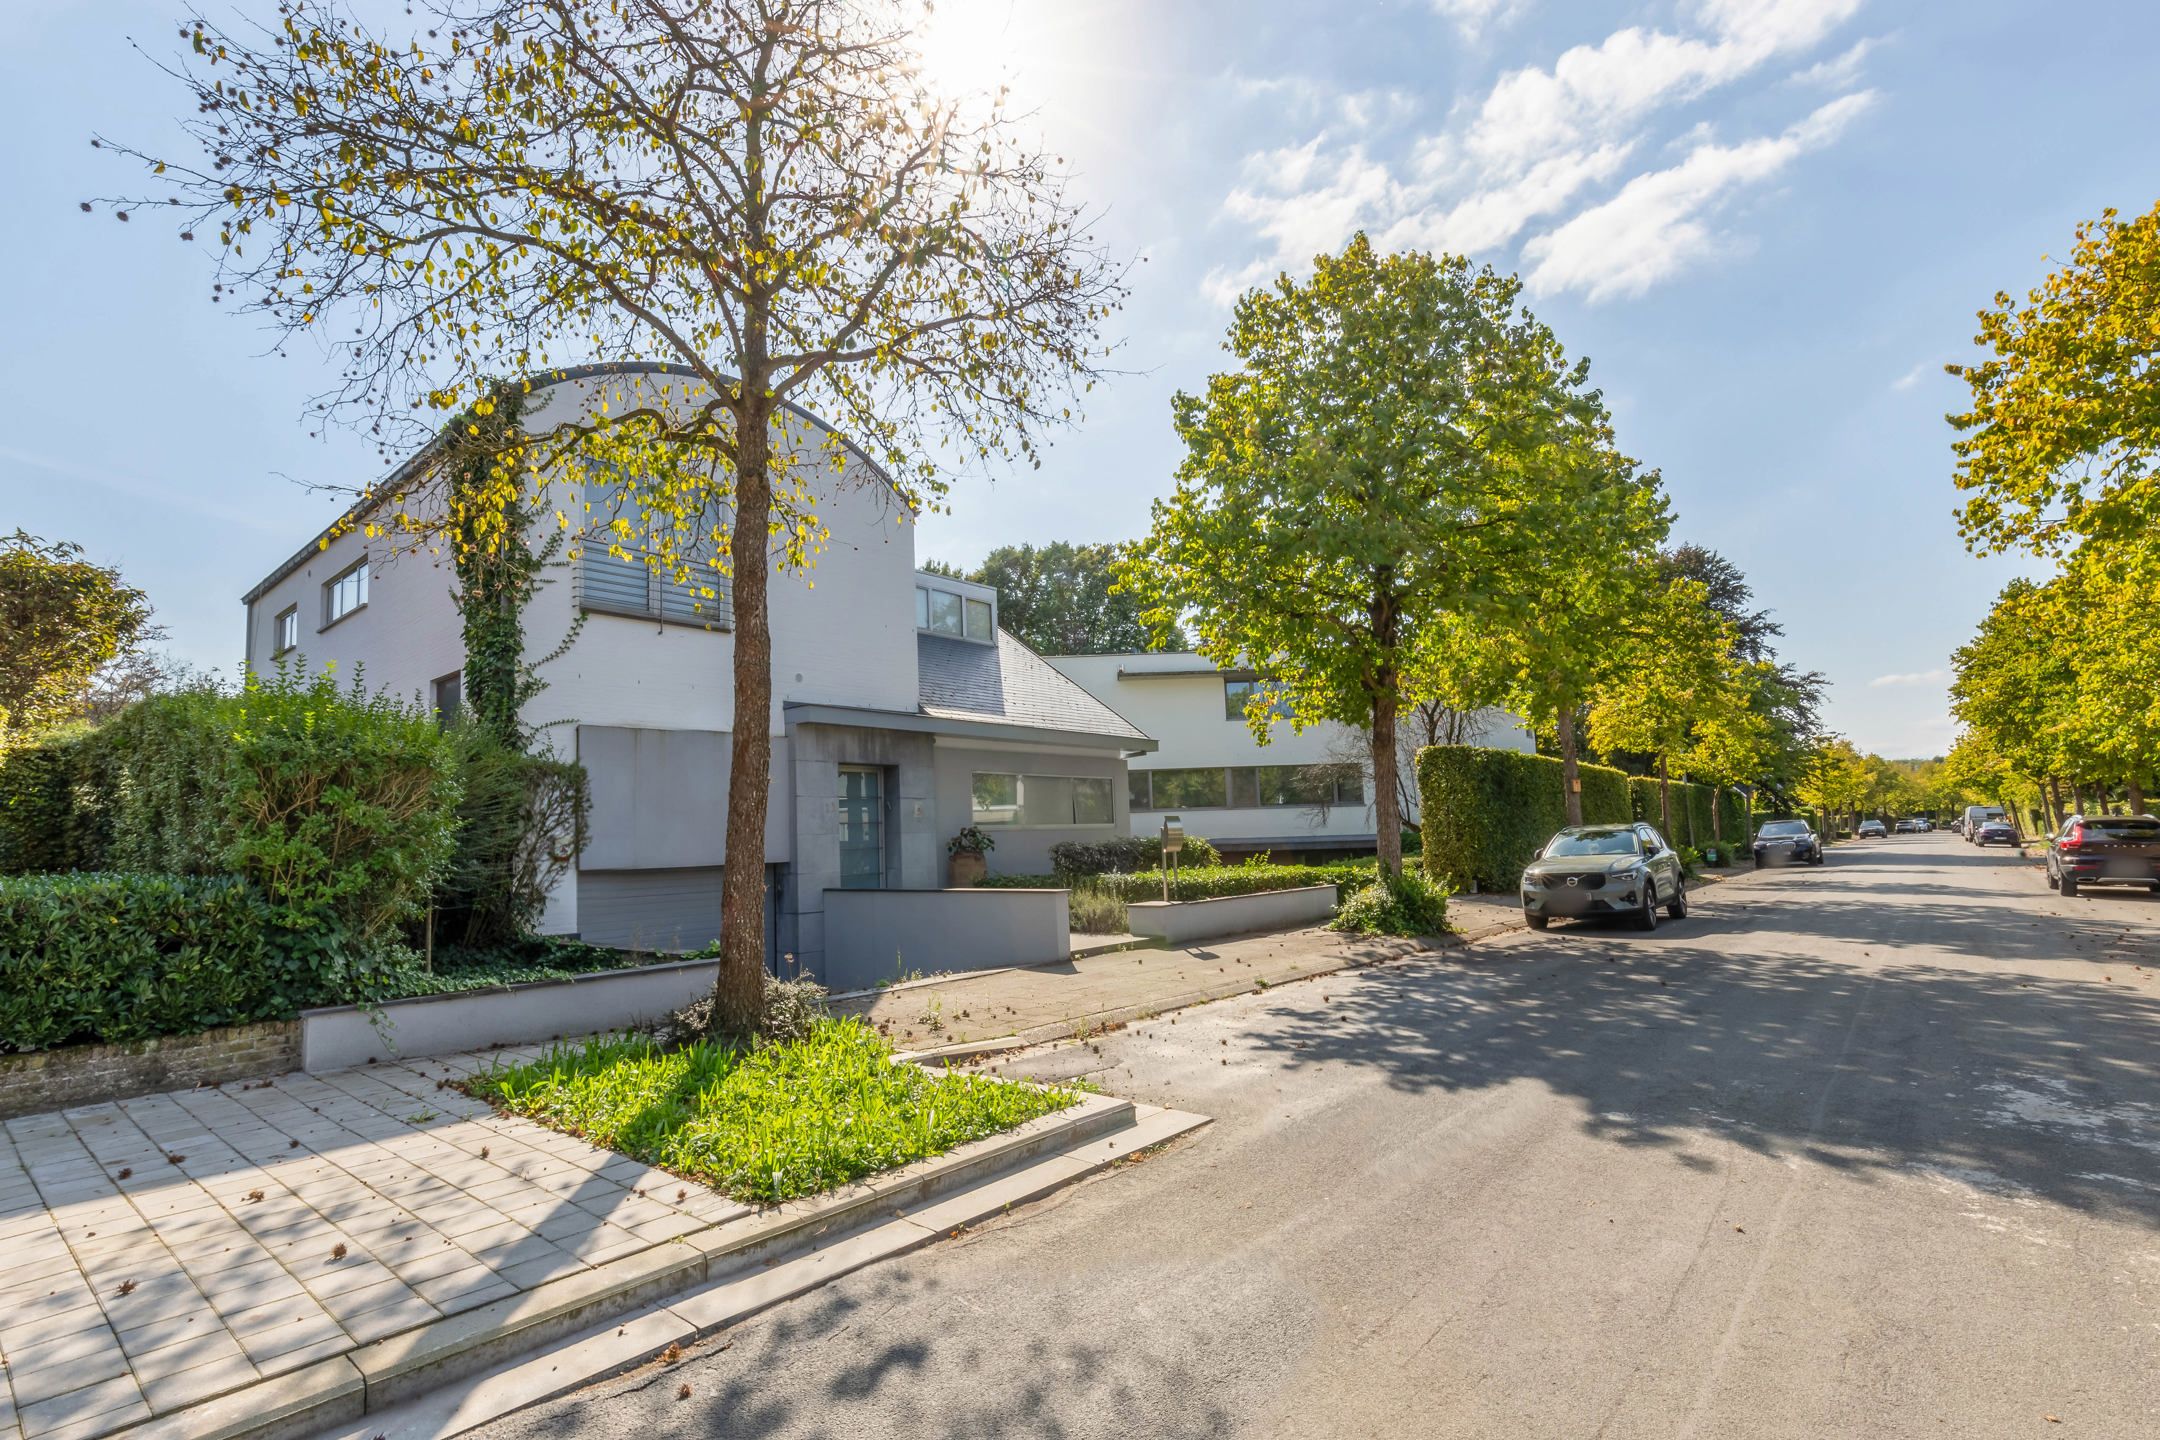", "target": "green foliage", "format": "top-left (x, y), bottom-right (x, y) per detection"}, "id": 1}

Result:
top-left (369, 937), bottom-right (640, 1001)
top-left (1066, 886), bottom-right (1130, 935)
top-left (663, 971), bottom-right (835, 1048)
top-left (958, 542), bottom-right (1183, 655)
top-left (0, 874), bottom-right (286, 1052)
top-left (432, 725), bottom-right (588, 948)
top-left (0, 532), bottom-right (156, 747)
top-left (1331, 868), bottom-right (1451, 937)
top-left (984, 861), bottom-right (1370, 904)
top-left (1416, 745), bottom-right (1631, 890)
top-left (0, 725), bottom-right (113, 873)
top-left (1048, 833), bottom-right (1221, 876)
top-left (468, 1018), bottom-right (1077, 1205)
